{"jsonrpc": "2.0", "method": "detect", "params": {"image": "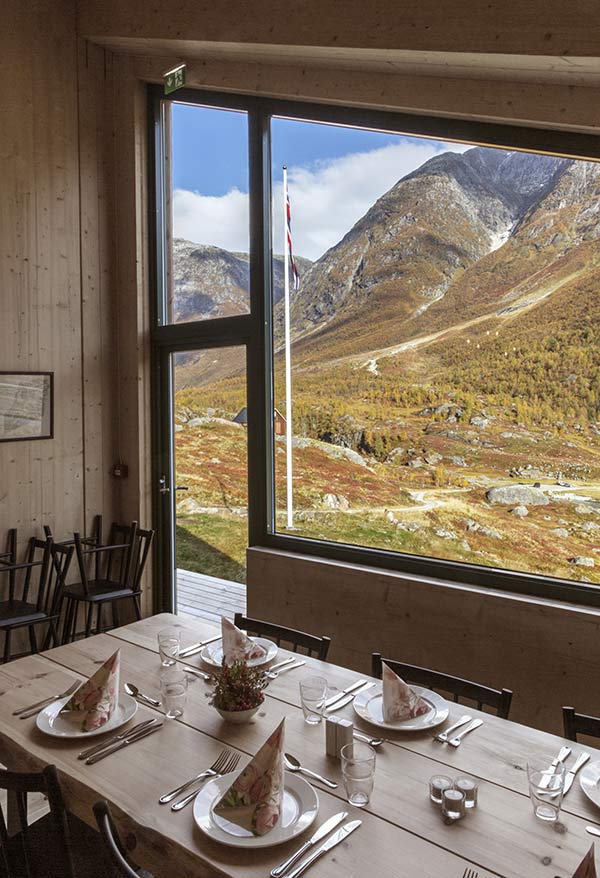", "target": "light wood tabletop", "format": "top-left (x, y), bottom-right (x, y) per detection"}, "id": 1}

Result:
top-left (0, 611), bottom-right (597, 878)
